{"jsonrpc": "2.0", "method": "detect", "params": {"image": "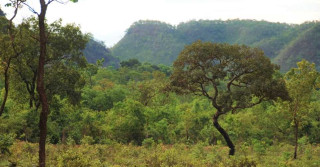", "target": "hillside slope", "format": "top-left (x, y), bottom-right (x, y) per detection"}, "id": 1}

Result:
top-left (274, 23), bottom-right (320, 71)
top-left (112, 20), bottom-right (184, 65)
top-left (112, 20), bottom-right (319, 71)
top-left (83, 39), bottom-right (120, 68)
